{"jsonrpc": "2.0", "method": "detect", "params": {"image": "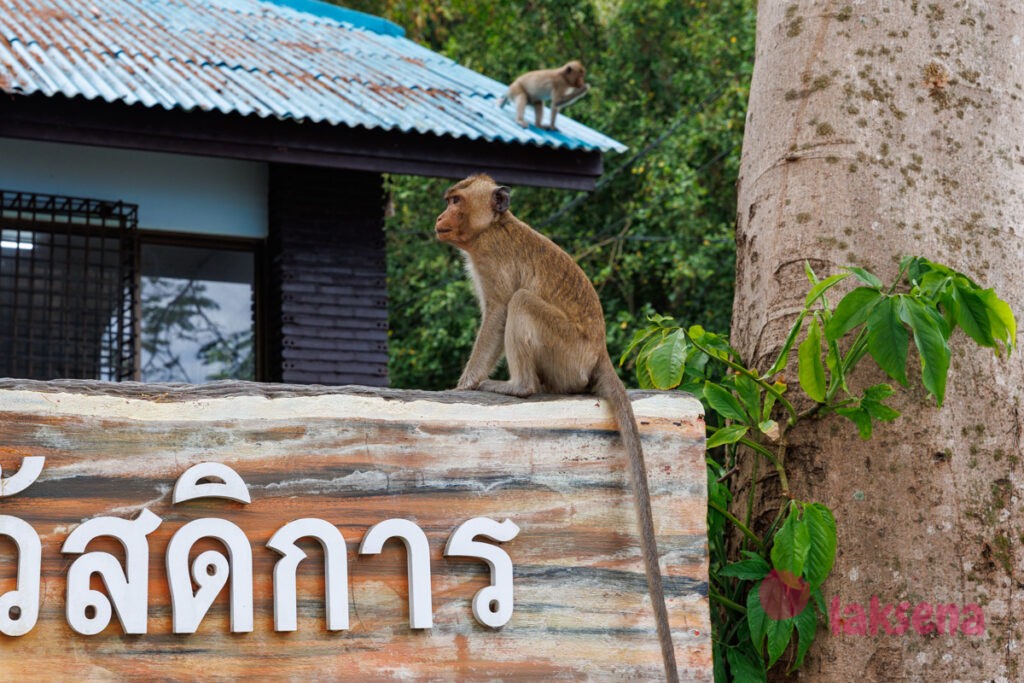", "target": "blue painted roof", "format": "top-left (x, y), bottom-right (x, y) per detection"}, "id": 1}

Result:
top-left (0, 0), bottom-right (625, 153)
